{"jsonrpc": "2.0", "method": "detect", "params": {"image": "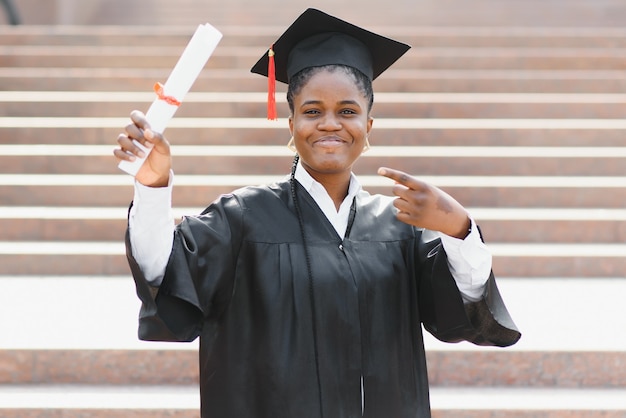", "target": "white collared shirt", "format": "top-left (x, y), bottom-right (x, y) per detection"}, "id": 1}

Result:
top-left (293, 161), bottom-right (361, 238)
